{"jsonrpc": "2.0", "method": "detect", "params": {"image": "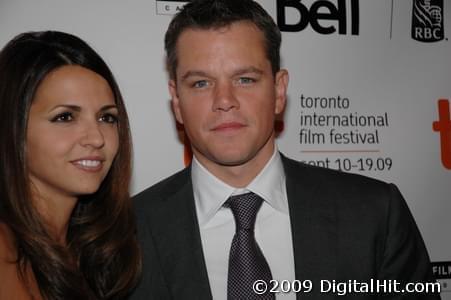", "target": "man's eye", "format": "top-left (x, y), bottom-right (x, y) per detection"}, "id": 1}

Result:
top-left (51, 112), bottom-right (73, 122)
top-left (237, 77), bottom-right (255, 84)
top-left (193, 80), bottom-right (209, 88)
top-left (99, 113), bottom-right (118, 124)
